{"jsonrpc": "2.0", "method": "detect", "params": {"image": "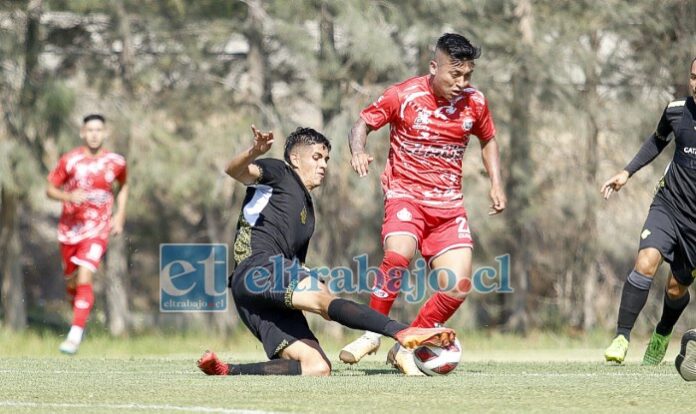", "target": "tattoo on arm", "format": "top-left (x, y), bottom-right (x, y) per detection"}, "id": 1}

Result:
top-left (349, 120), bottom-right (369, 155)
